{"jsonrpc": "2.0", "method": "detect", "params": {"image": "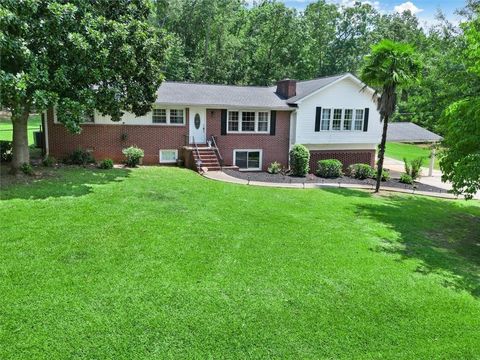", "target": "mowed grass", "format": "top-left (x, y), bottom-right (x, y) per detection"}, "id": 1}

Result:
top-left (1, 167), bottom-right (479, 359)
top-left (385, 142), bottom-right (441, 169)
top-left (0, 114), bottom-right (42, 144)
